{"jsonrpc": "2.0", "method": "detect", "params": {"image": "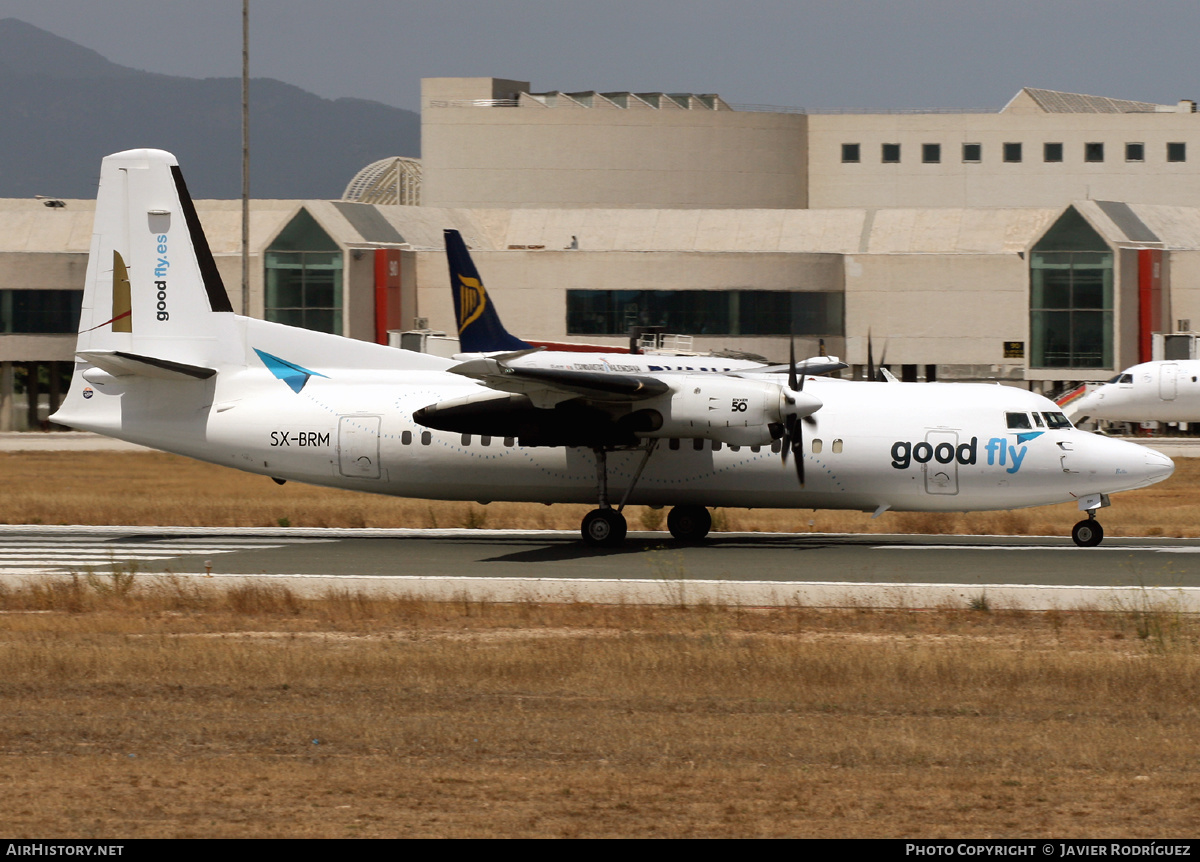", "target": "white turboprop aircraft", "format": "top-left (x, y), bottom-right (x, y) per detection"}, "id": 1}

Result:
top-left (1069, 360), bottom-right (1200, 424)
top-left (52, 150), bottom-right (1175, 548)
top-left (442, 228), bottom-right (848, 378)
